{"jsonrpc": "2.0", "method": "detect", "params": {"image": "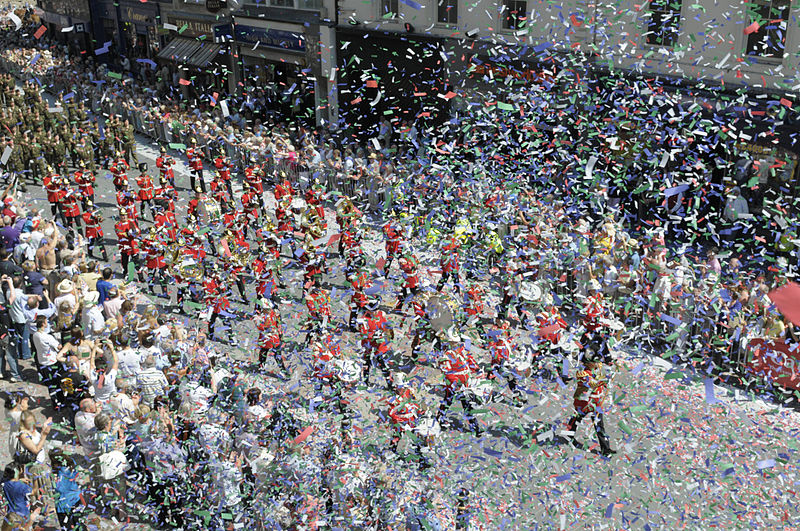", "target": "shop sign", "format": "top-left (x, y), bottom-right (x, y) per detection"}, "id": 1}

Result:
top-left (235, 24), bottom-right (305, 52)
